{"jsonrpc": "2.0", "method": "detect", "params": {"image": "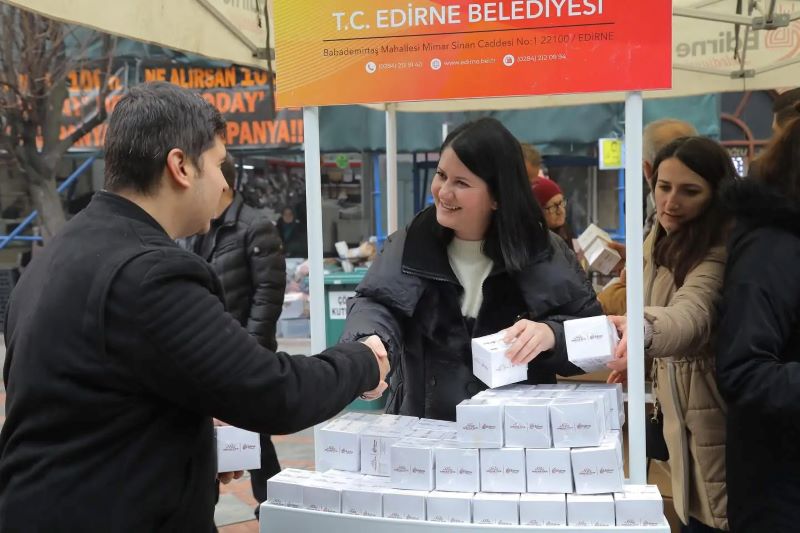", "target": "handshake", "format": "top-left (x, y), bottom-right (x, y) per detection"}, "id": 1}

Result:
top-left (359, 335), bottom-right (390, 401)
